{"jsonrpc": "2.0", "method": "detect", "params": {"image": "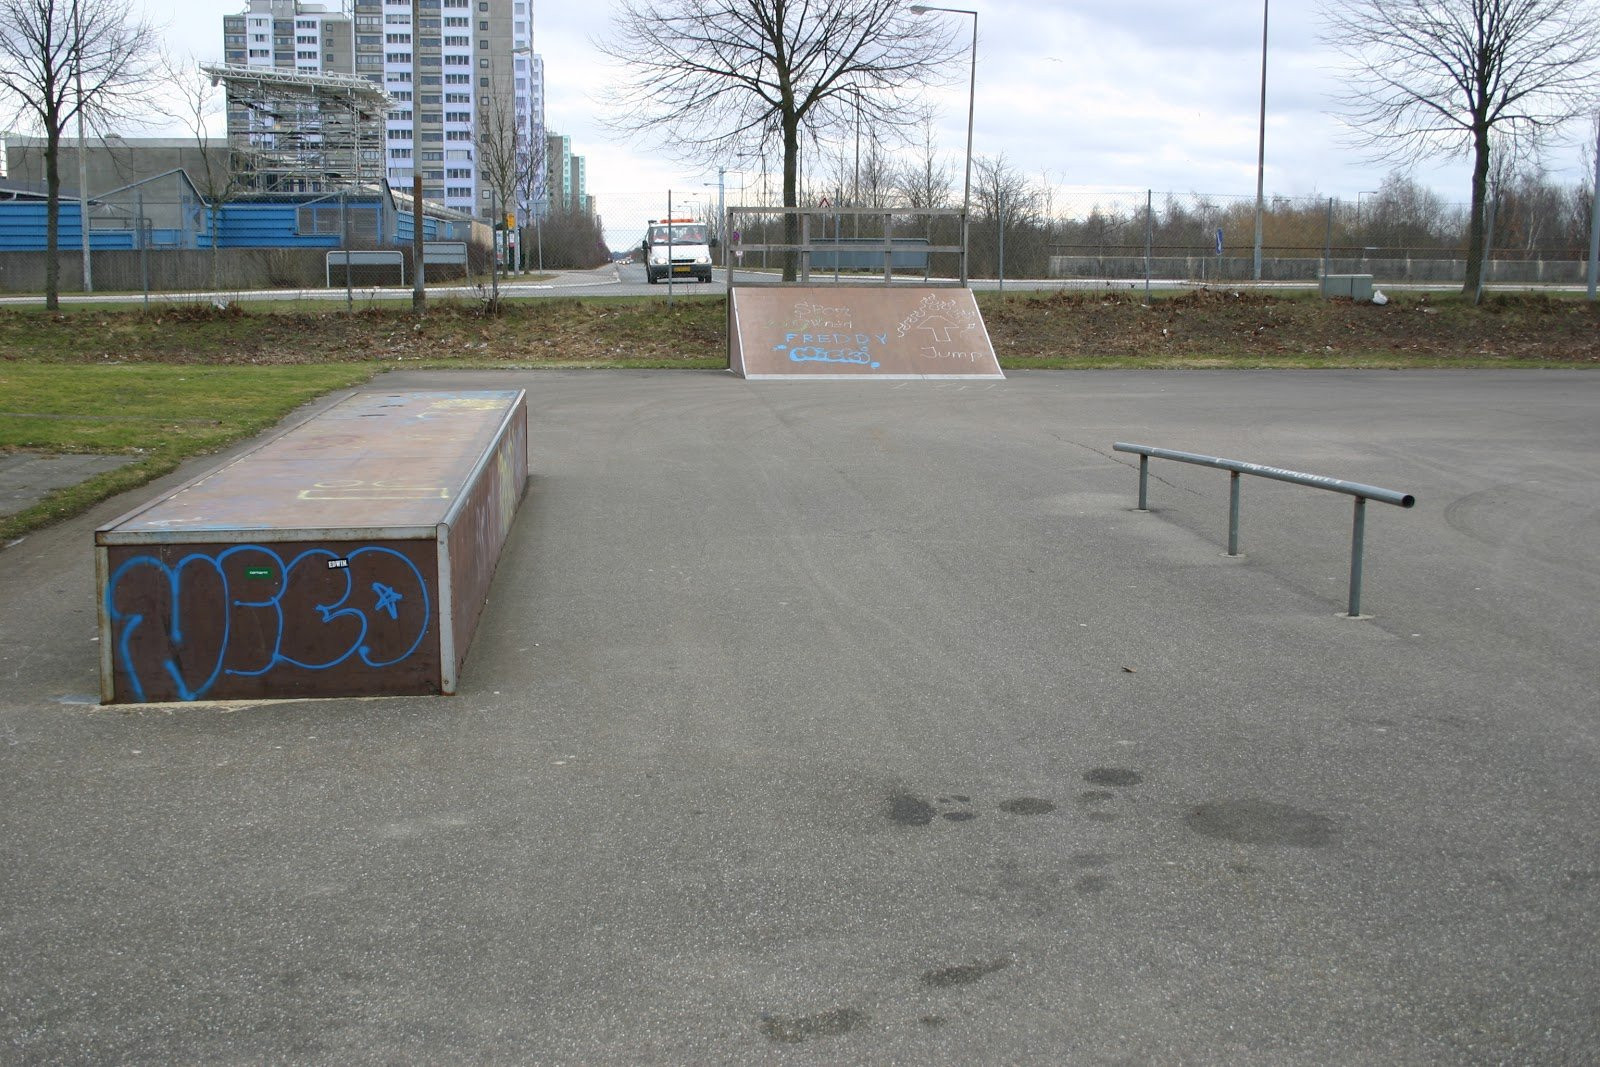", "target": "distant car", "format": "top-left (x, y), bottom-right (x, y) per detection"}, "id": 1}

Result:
top-left (642, 219), bottom-right (713, 283)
